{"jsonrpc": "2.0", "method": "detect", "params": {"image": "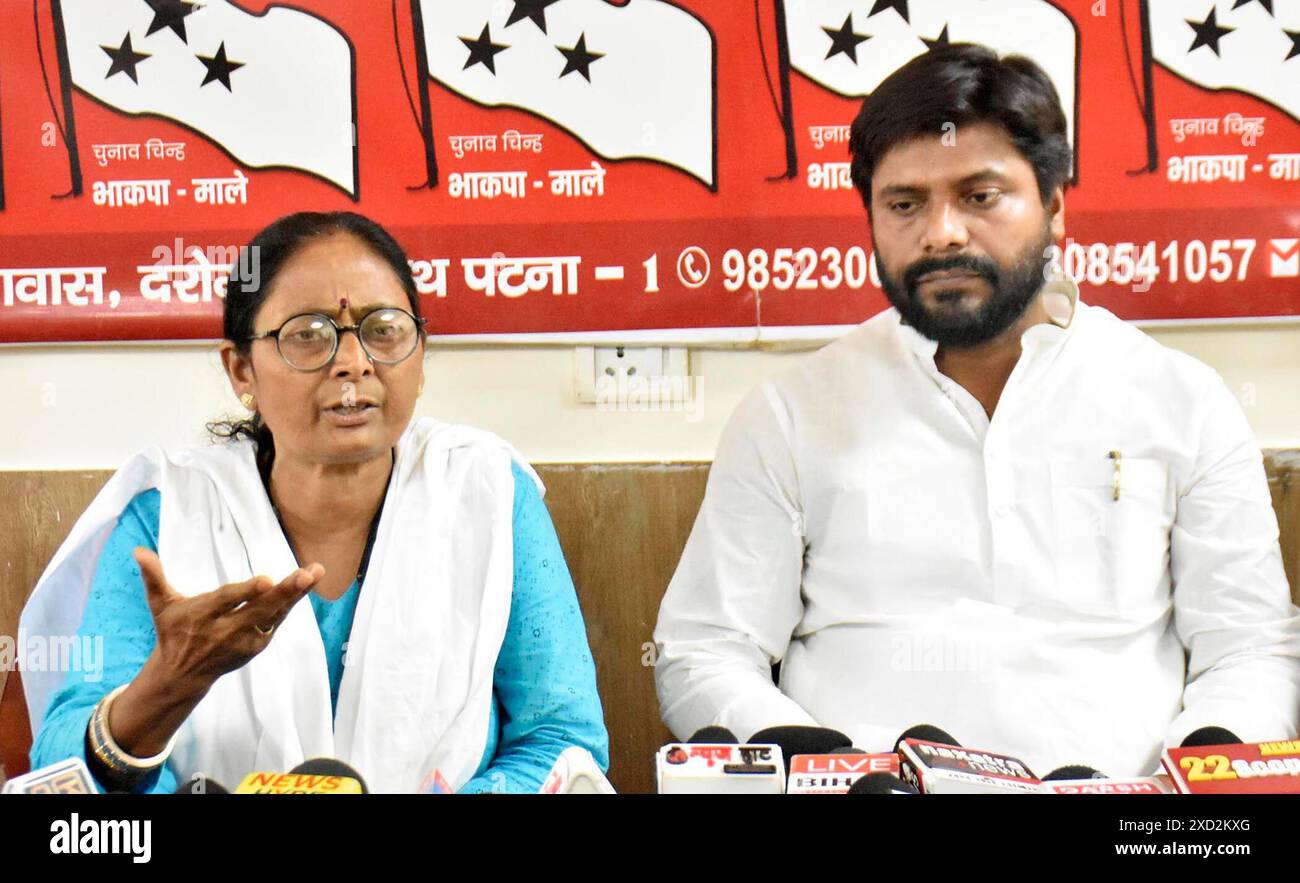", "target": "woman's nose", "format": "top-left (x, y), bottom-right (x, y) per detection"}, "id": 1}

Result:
top-left (331, 327), bottom-right (373, 376)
